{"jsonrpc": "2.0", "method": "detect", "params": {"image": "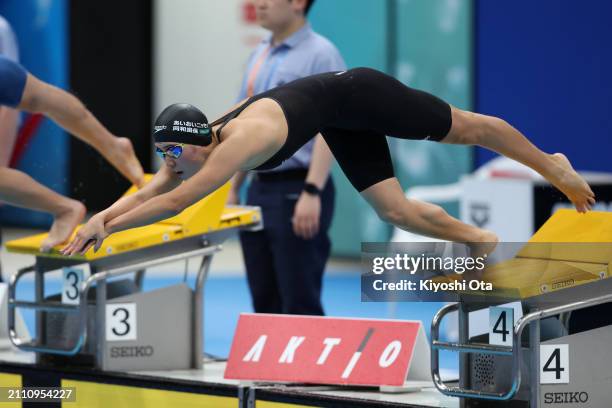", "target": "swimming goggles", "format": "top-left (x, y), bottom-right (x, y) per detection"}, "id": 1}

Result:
top-left (155, 144), bottom-right (184, 159)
